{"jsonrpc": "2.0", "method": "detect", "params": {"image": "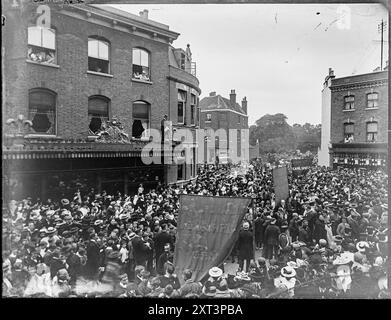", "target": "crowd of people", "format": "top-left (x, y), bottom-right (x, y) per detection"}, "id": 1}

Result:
top-left (2, 160), bottom-right (389, 298)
